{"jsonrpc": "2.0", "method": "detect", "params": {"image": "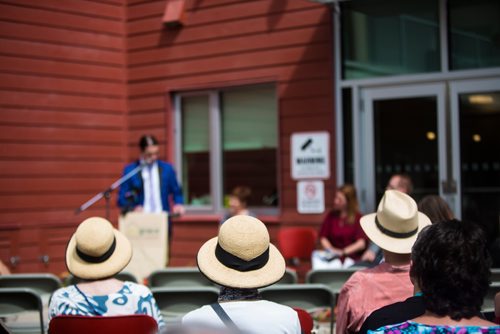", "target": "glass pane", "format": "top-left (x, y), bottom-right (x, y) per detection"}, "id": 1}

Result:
top-left (341, 0), bottom-right (440, 79)
top-left (374, 97), bottom-right (439, 203)
top-left (449, 0), bottom-right (500, 70)
top-left (181, 95), bottom-right (211, 206)
top-left (221, 85), bottom-right (278, 207)
top-left (343, 88), bottom-right (354, 184)
top-left (459, 91), bottom-right (500, 234)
